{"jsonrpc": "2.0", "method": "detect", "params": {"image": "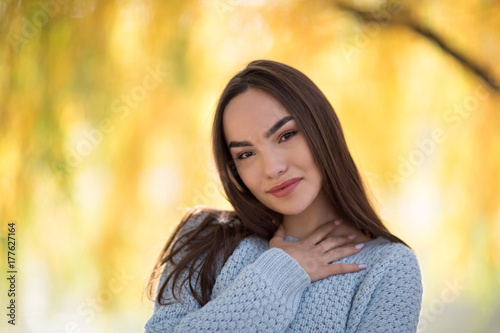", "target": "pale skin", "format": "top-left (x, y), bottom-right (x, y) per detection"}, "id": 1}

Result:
top-left (223, 88), bottom-right (372, 282)
top-left (270, 220), bottom-right (366, 282)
